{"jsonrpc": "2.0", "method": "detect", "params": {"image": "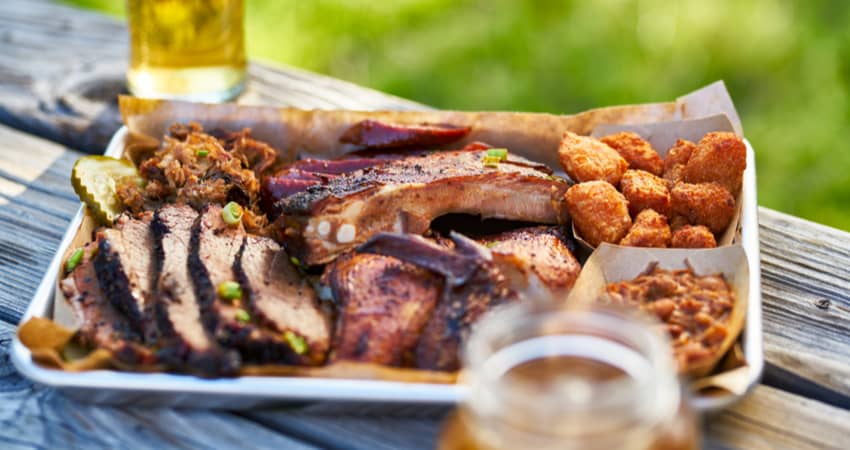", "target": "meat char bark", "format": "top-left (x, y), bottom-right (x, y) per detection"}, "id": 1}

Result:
top-left (94, 212), bottom-right (158, 342)
top-left (235, 236), bottom-right (332, 365)
top-left (153, 204), bottom-right (240, 376)
top-left (61, 240), bottom-right (155, 365)
top-left (277, 149), bottom-right (570, 265)
top-left (360, 232), bottom-right (522, 371)
top-left (322, 252), bottom-right (443, 366)
top-left (478, 226), bottom-right (581, 295)
top-left (190, 205), bottom-right (309, 364)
